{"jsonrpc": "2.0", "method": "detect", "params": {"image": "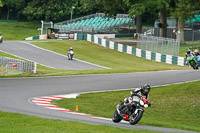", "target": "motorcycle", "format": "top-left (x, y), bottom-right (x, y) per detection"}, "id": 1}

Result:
top-left (198, 57), bottom-right (200, 67)
top-left (186, 54), bottom-right (198, 70)
top-left (68, 51), bottom-right (74, 60)
top-left (112, 93), bottom-right (149, 125)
